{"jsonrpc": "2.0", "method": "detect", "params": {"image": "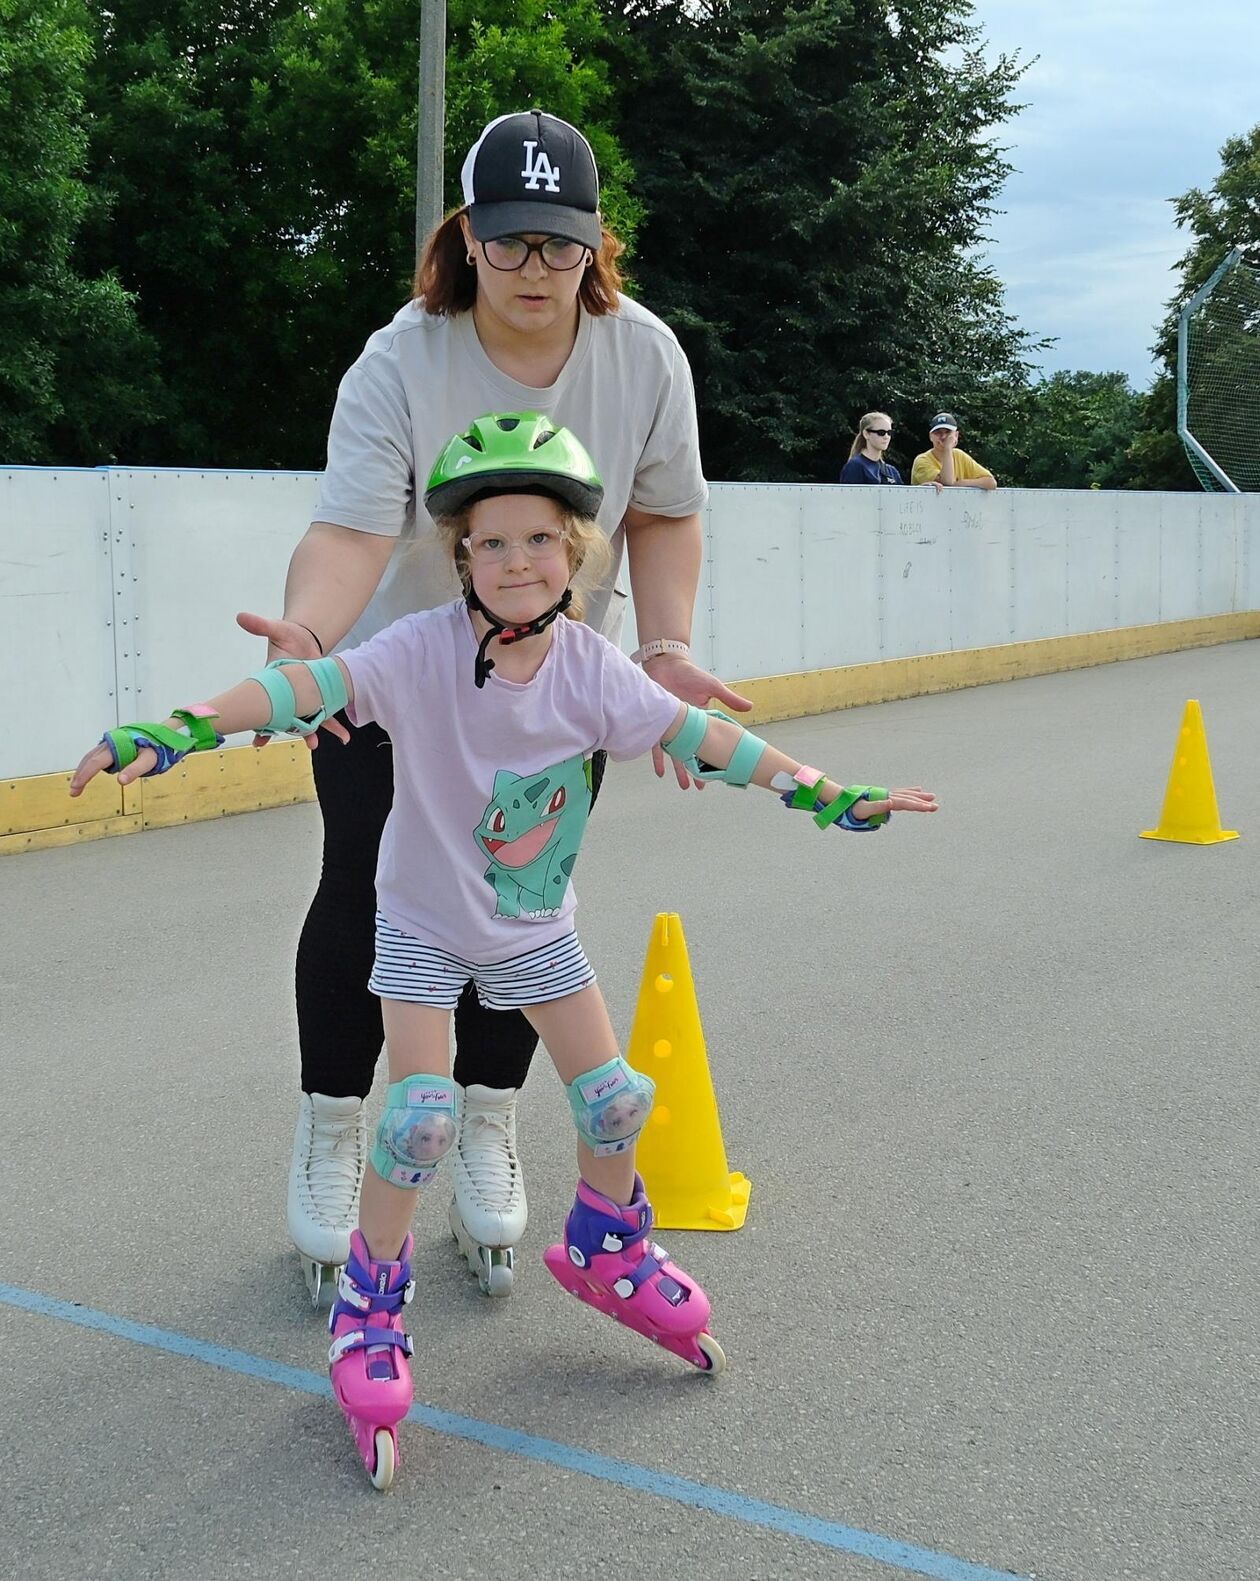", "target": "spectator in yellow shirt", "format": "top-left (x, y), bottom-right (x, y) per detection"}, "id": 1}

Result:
top-left (911, 413), bottom-right (997, 490)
